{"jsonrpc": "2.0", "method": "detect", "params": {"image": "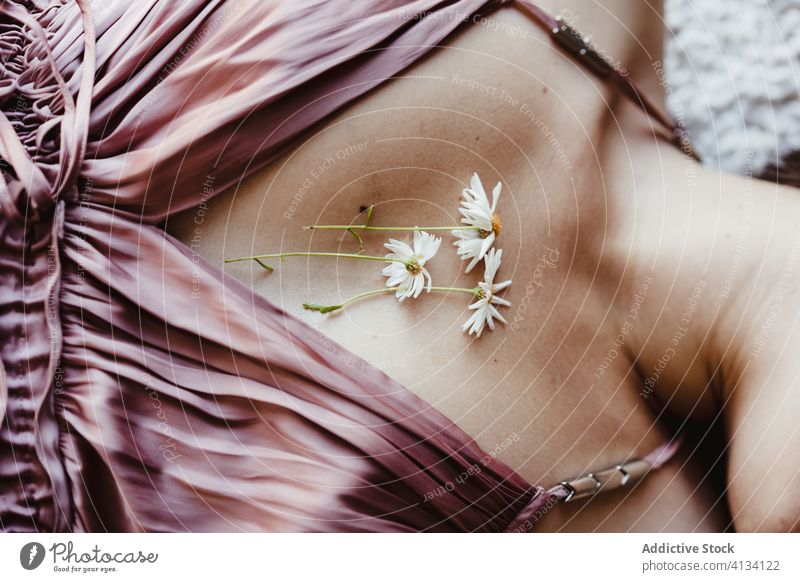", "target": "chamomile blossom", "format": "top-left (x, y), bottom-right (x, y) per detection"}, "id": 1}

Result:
top-left (462, 248), bottom-right (512, 337)
top-left (452, 173), bottom-right (503, 273)
top-left (382, 230), bottom-right (442, 301)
